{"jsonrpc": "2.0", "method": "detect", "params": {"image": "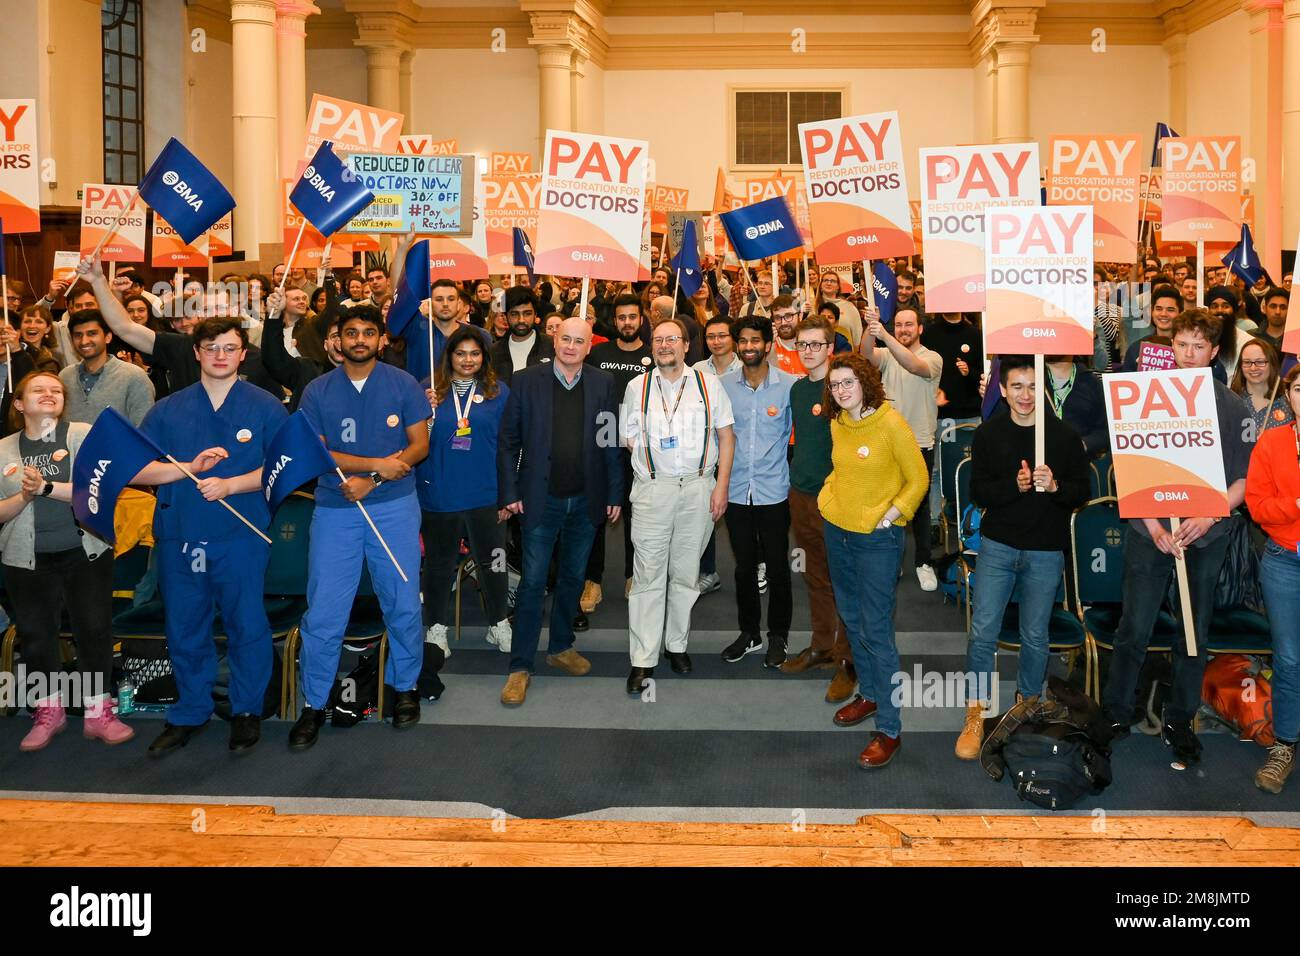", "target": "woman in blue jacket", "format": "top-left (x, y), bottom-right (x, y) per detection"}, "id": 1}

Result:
top-left (418, 325), bottom-right (512, 656)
